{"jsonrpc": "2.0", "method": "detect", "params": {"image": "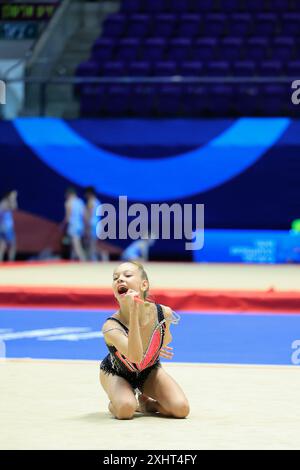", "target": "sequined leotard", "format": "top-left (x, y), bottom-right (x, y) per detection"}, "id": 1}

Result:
top-left (100, 303), bottom-right (166, 391)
